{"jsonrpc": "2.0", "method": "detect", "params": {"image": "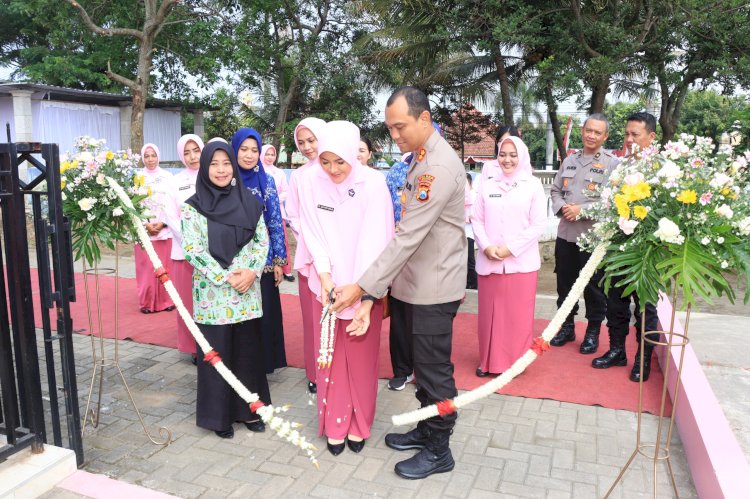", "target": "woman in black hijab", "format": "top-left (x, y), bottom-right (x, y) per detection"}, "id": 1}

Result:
top-left (181, 141), bottom-right (272, 438)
